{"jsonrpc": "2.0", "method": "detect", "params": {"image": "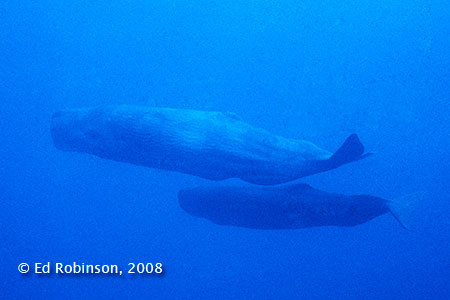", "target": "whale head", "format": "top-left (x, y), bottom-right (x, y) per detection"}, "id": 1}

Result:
top-left (51, 107), bottom-right (111, 154)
